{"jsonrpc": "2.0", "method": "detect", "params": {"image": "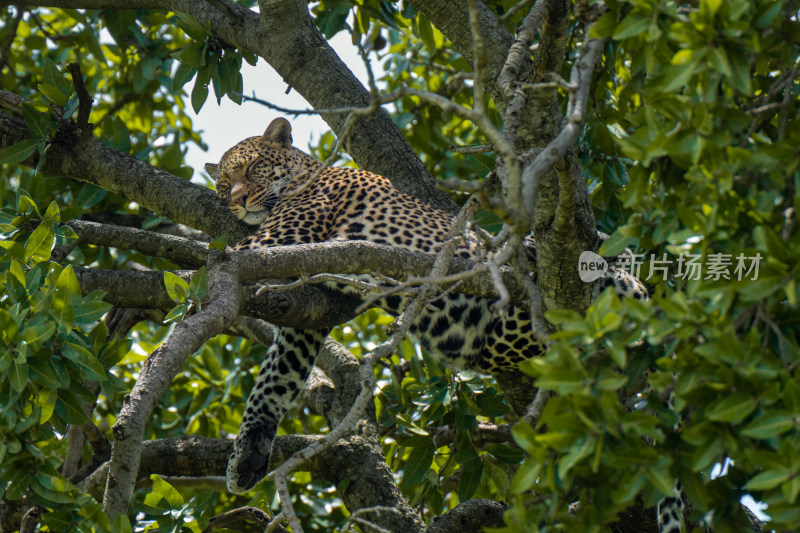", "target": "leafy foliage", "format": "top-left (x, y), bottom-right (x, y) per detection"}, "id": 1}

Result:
top-left (1, 0), bottom-right (798, 532)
